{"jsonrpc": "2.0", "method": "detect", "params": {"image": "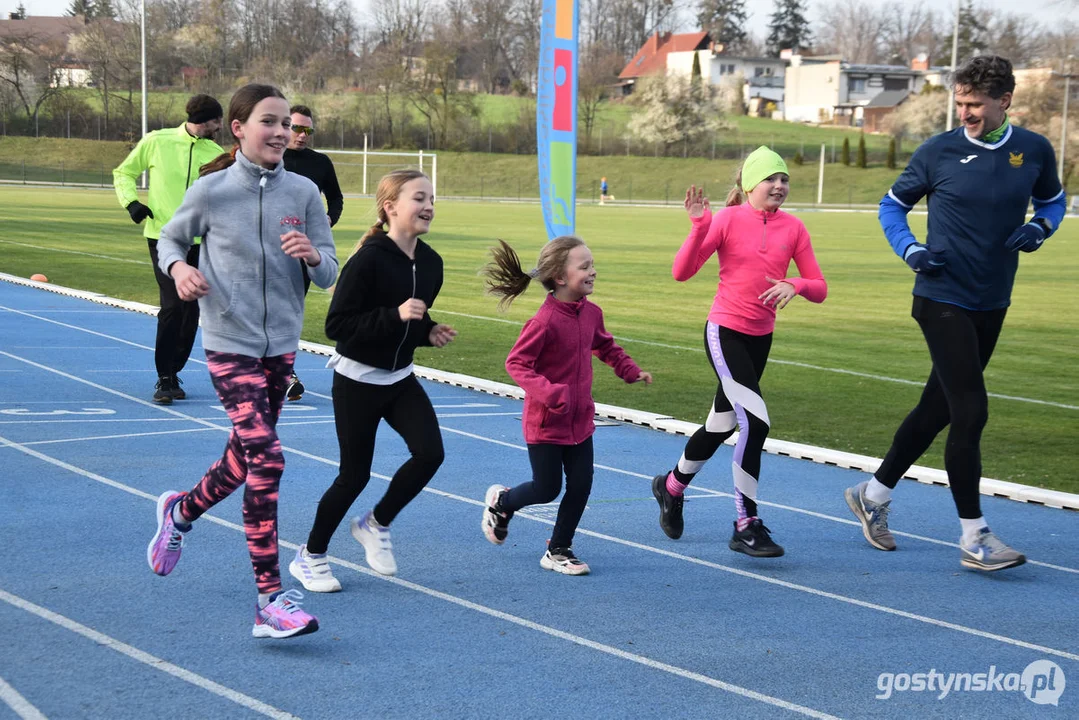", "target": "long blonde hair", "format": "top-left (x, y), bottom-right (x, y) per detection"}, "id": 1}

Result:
top-left (354, 169), bottom-right (430, 255)
top-left (483, 236), bottom-right (586, 310)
